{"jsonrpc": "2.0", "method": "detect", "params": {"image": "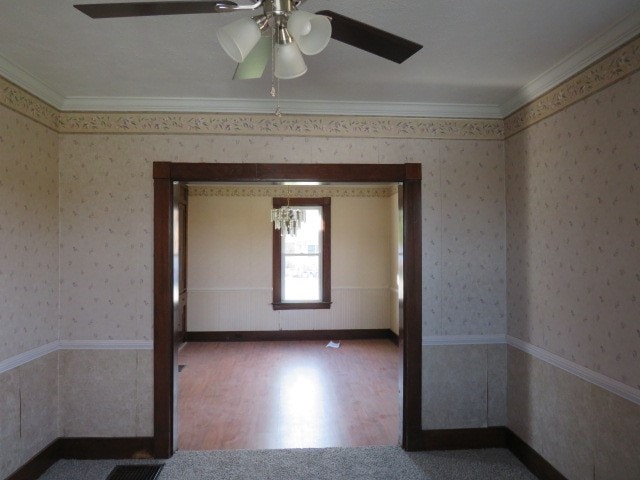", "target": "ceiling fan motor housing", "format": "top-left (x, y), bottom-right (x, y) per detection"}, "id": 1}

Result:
top-left (264, 0), bottom-right (294, 17)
